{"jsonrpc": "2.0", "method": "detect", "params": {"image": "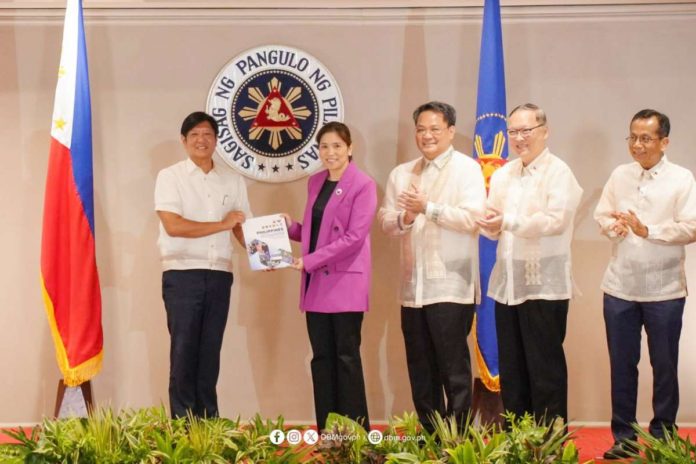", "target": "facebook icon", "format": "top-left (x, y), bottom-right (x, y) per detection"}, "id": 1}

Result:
top-left (270, 429), bottom-right (285, 445)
